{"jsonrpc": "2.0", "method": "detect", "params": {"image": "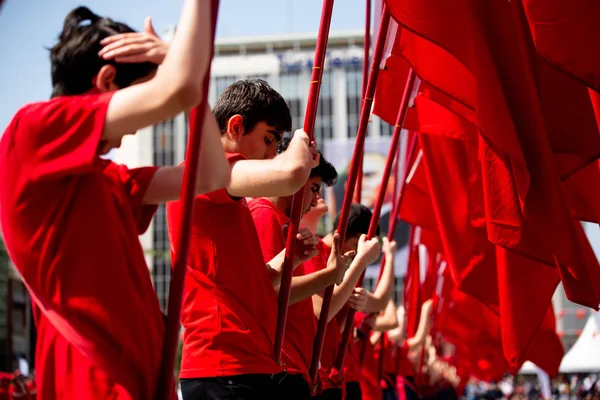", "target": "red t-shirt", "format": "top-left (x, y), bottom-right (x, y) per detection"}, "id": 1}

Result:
top-left (166, 154), bottom-right (282, 378)
top-left (304, 241), bottom-right (343, 390)
top-left (342, 310), bottom-right (362, 383)
top-left (248, 198), bottom-right (316, 383)
top-left (360, 334), bottom-right (382, 400)
top-left (0, 94), bottom-right (164, 400)
top-left (381, 334), bottom-right (398, 387)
